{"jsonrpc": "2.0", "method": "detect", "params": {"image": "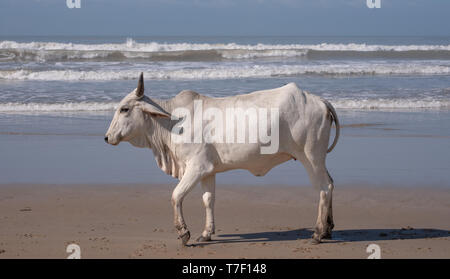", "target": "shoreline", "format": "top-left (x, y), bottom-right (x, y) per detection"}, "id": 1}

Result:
top-left (0, 183), bottom-right (449, 258)
top-left (2, 109), bottom-right (450, 187)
